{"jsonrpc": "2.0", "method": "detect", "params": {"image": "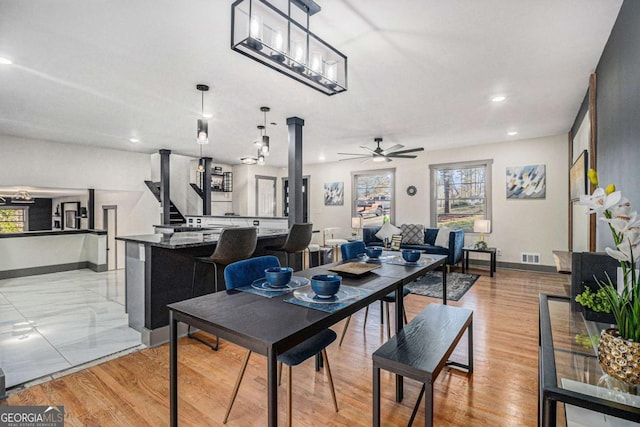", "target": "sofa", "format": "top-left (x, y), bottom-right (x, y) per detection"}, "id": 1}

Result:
top-left (362, 225), bottom-right (464, 267)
